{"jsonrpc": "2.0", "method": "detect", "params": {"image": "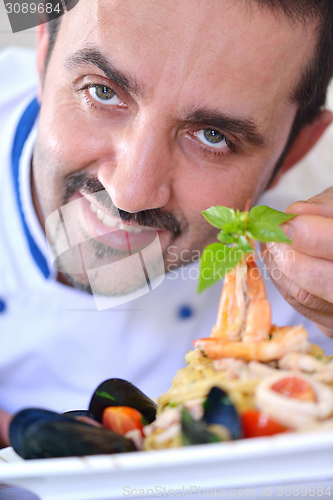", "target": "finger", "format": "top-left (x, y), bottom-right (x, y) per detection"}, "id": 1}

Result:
top-left (264, 245), bottom-right (333, 305)
top-left (263, 252), bottom-right (333, 331)
top-left (278, 214), bottom-right (333, 260)
top-left (268, 279), bottom-right (333, 331)
top-left (316, 324), bottom-right (333, 338)
top-left (286, 187), bottom-right (333, 218)
top-left (269, 275), bottom-right (333, 322)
